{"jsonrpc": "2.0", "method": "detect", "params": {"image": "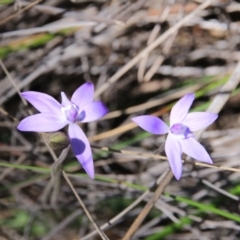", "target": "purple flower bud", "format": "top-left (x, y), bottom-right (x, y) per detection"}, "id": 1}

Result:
top-left (45, 132), bottom-right (70, 150)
